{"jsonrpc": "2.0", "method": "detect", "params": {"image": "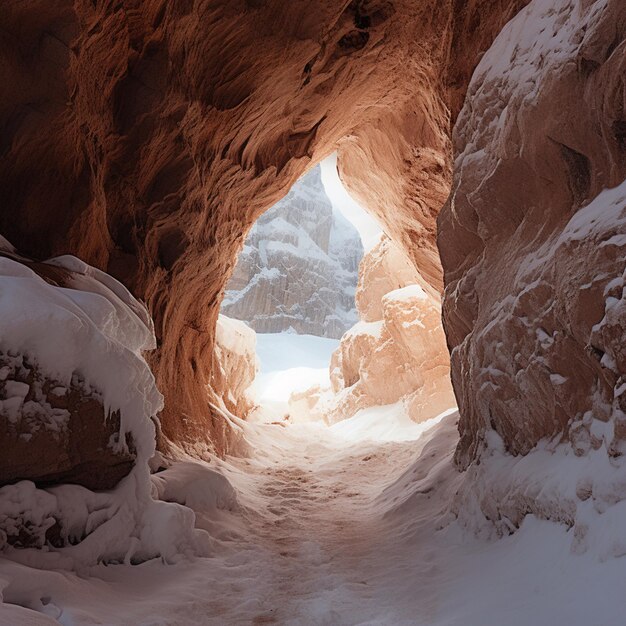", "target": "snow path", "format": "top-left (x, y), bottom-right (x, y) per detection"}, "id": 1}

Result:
top-left (219, 423), bottom-right (438, 624)
top-left (3, 410), bottom-right (626, 624)
top-left (0, 411), bottom-right (459, 625)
